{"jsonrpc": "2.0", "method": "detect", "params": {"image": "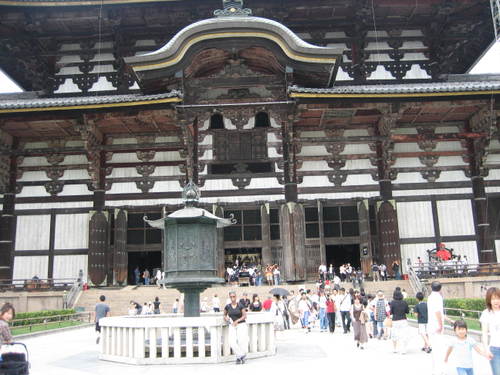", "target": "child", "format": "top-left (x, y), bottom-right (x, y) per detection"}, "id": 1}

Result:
top-left (444, 320), bottom-right (492, 375)
top-left (414, 292), bottom-right (431, 353)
